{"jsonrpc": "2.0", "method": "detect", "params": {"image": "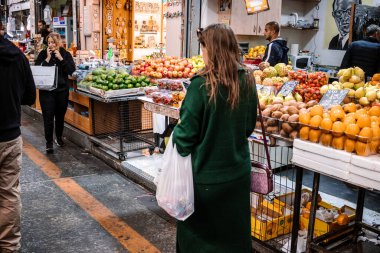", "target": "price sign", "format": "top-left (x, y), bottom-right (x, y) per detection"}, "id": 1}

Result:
top-left (319, 89), bottom-right (349, 109)
top-left (276, 81), bottom-right (298, 97)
